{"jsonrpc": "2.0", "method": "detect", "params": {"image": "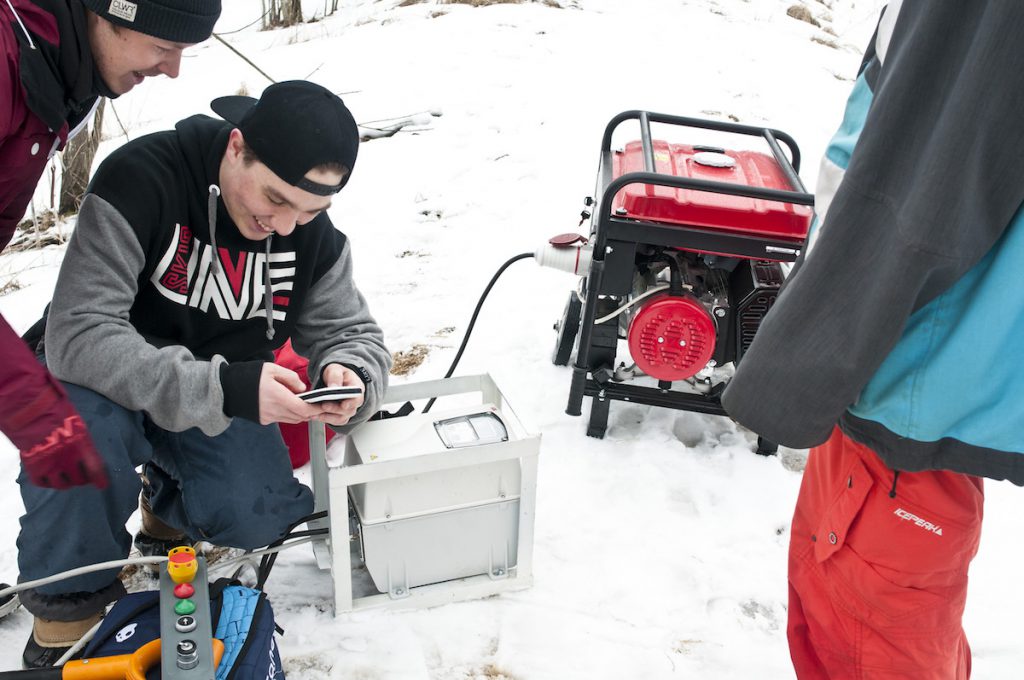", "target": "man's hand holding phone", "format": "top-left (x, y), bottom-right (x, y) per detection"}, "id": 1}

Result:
top-left (258, 362), bottom-right (365, 427)
top-left (306, 363), bottom-right (365, 426)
